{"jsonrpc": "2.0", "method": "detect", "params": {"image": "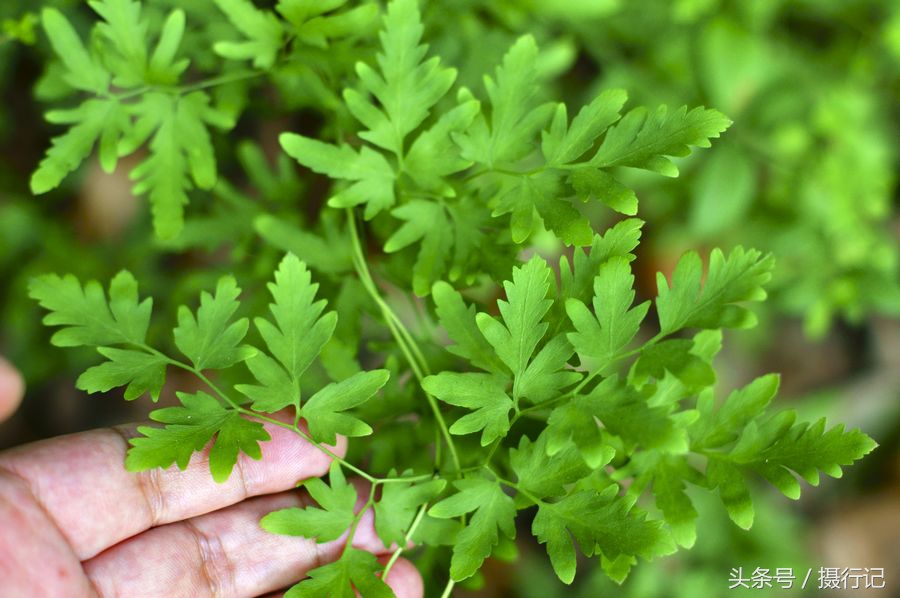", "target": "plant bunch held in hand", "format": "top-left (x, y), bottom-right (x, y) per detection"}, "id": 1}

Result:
top-left (29, 0), bottom-right (876, 595)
